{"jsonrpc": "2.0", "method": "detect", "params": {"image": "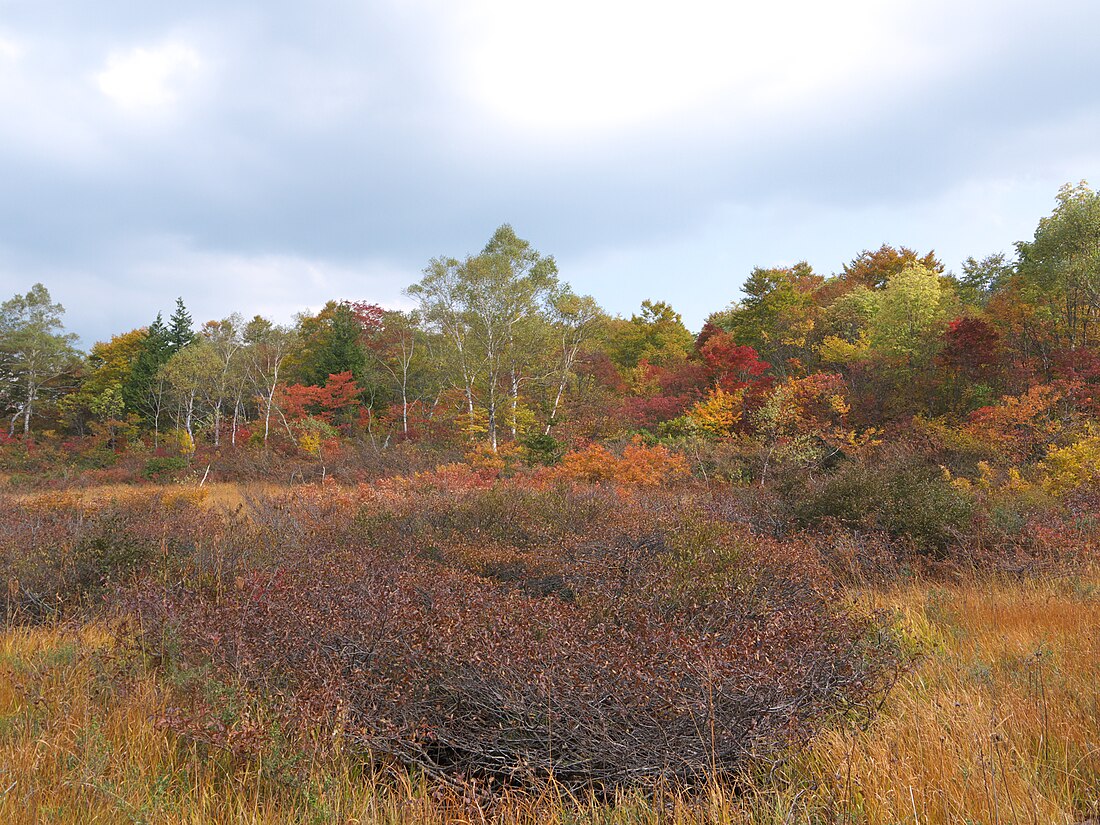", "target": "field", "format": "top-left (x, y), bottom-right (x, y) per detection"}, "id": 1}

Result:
top-left (0, 479), bottom-right (1097, 824)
